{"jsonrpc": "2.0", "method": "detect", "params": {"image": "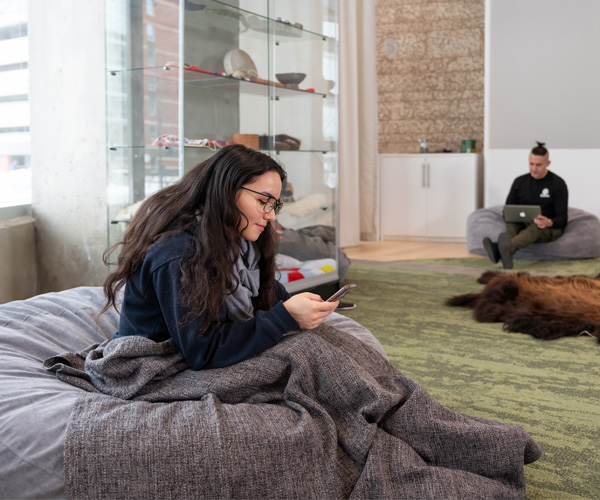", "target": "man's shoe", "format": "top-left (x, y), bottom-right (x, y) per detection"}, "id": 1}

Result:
top-left (497, 232), bottom-right (514, 269)
top-left (482, 237), bottom-right (500, 264)
top-left (337, 302), bottom-right (356, 311)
